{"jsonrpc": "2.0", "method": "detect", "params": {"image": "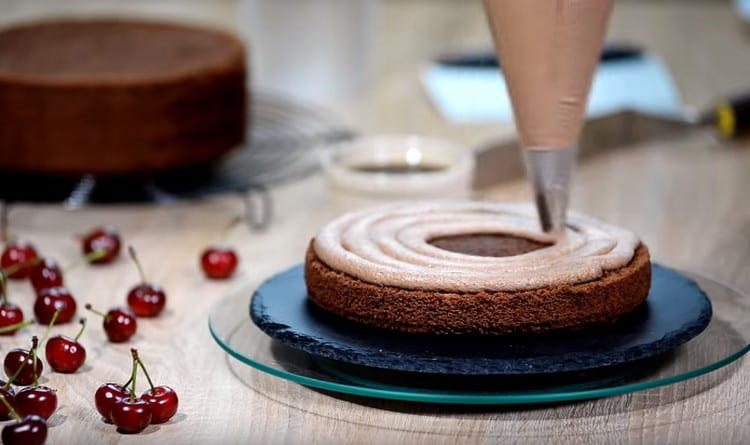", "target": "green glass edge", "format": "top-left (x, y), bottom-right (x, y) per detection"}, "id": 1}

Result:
top-left (208, 319), bottom-right (750, 405)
